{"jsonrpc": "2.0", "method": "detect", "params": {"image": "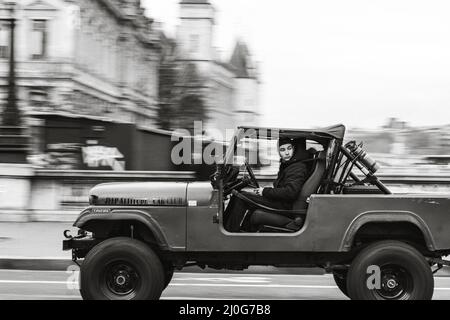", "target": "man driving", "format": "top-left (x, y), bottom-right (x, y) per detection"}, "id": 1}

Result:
top-left (224, 137), bottom-right (310, 232)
